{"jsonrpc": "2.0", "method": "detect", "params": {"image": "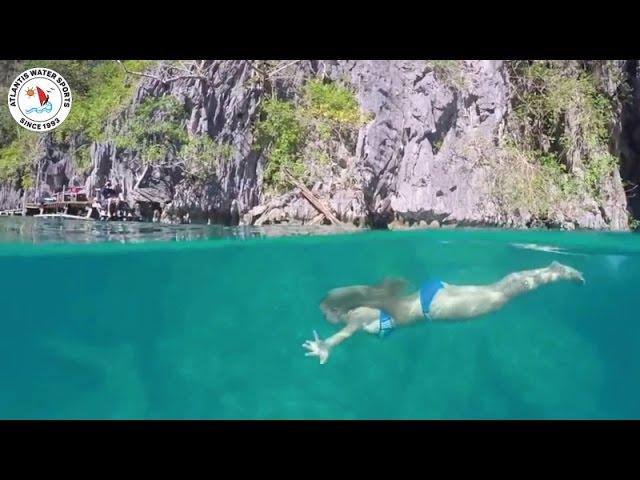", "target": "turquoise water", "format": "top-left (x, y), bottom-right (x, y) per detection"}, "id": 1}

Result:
top-left (0, 217), bottom-right (639, 419)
